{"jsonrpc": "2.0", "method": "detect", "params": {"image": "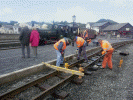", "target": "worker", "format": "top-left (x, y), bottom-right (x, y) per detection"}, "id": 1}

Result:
top-left (82, 29), bottom-right (89, 46)
top-left (98, 39), bottom-right (114, 70)
top-left (83, 29), bottom-right (88, 39)
top-left (74, 35), bottom-right (89, 63)
top-left (54, 37), bottom-right (71, 66)
top-left (87, 39), bottom-right (91, 44)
